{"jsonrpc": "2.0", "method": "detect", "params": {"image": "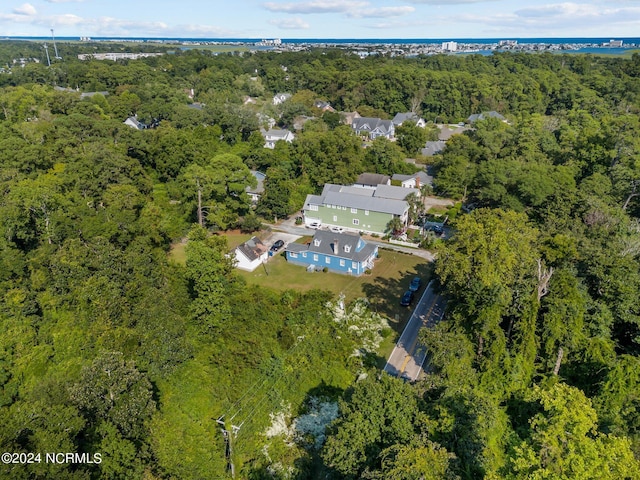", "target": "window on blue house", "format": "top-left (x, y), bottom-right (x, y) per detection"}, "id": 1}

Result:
top-left (340, 259), bottom-right (345, 267)
top-left (325, 257), bottom-right (331, 264)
